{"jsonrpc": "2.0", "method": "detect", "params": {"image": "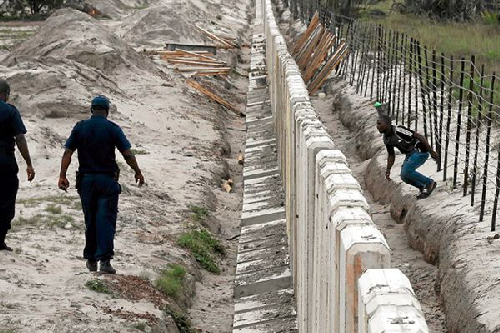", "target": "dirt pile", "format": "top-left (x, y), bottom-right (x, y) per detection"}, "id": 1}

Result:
top-left (0, 8), bottom-right (166, 119)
